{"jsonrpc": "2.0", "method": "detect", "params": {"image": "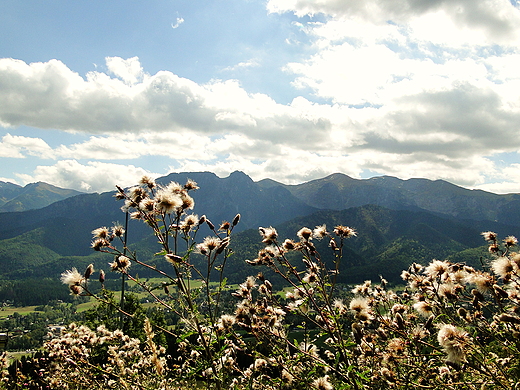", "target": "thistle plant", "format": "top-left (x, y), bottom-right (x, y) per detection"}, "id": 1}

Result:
top-left (27, 176), bottom-right (520, 390)
top-left (60, 176), bottom-right (241, 389)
